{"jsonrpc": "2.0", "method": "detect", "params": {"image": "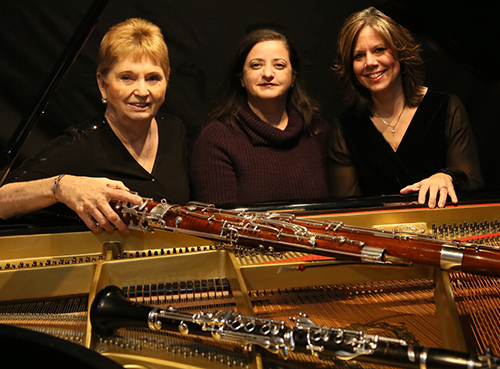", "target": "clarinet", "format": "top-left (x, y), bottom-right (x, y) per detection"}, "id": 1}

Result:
top-left (113, 198), bottom-right (500, 279)
top-left (91, 285), bottom-right (500, 369)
